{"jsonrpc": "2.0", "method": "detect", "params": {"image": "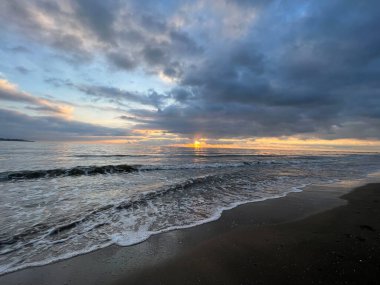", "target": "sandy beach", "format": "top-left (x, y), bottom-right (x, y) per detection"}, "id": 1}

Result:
top-left (1, 181), bottom-right (379, 285)
top-left (2, 0), bottom-right (380, 283)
